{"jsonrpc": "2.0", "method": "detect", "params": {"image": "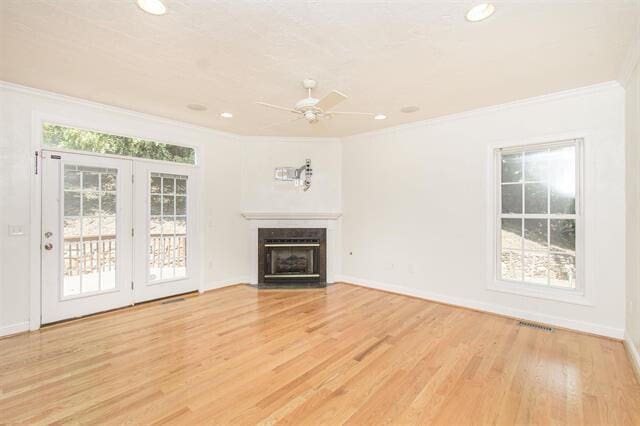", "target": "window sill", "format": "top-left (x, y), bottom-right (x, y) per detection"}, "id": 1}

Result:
top-left (488, 280), bottom-right (593, 306)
